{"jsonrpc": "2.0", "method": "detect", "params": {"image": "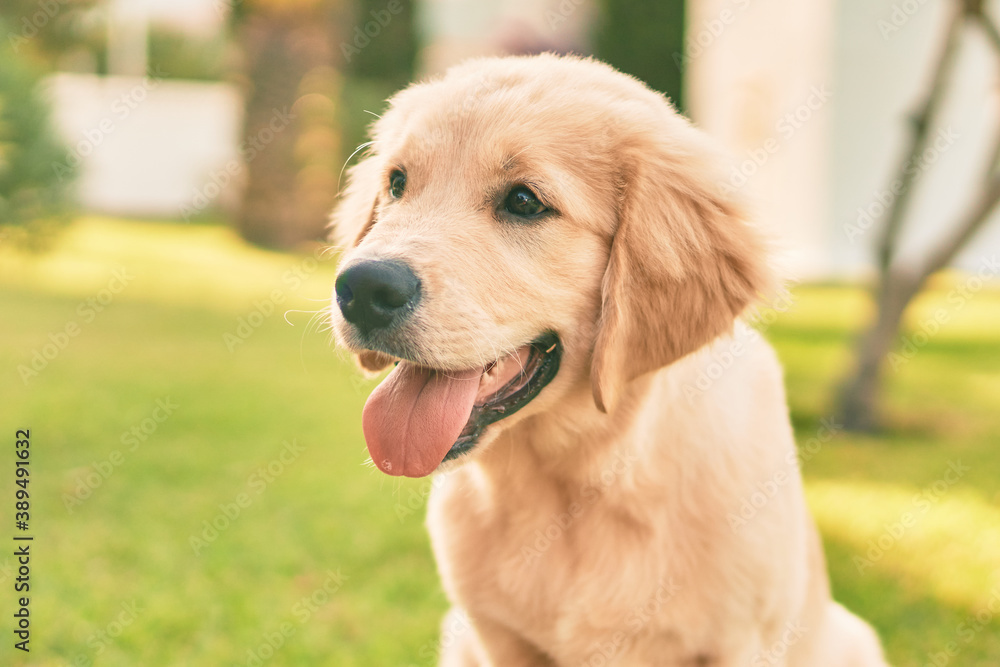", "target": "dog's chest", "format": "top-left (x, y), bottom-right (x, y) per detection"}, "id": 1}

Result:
top-left (426, 471), bottom-right (741, 664)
